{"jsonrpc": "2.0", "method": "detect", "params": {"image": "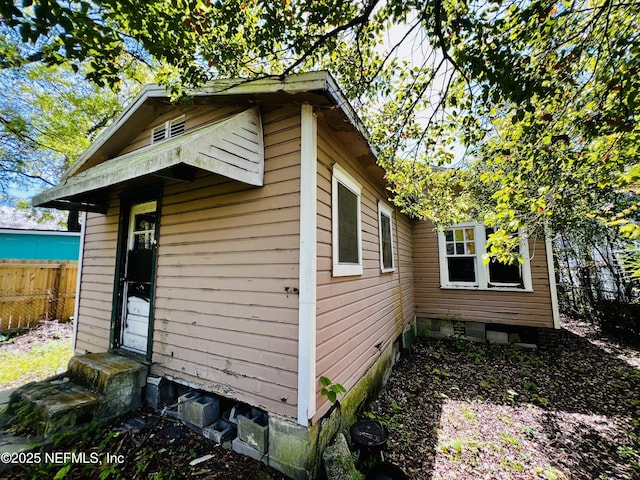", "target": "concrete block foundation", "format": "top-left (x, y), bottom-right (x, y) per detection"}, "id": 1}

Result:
top-left (178, 392), bottom-right (220, 428)
top-left (401, 318), bottom-right (417, 356)
top-left (237, 408), bottom-right (268, 453)
top-left (144, 376), bottom-right (174, 409)
top-left (203, 417), bottom-right (236, 444)
top-left (232, 437), bottom-right (266, 462)
top-left (487, 330), bottom-right (509, 344)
